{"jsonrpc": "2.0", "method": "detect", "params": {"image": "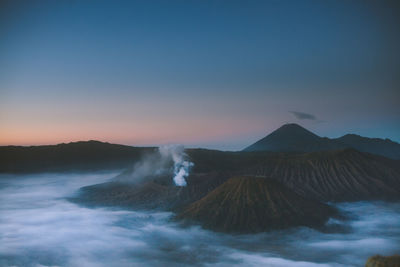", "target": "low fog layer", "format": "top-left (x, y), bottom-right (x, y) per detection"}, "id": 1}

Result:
top-left (0, 173), bottom-right (399, 267)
